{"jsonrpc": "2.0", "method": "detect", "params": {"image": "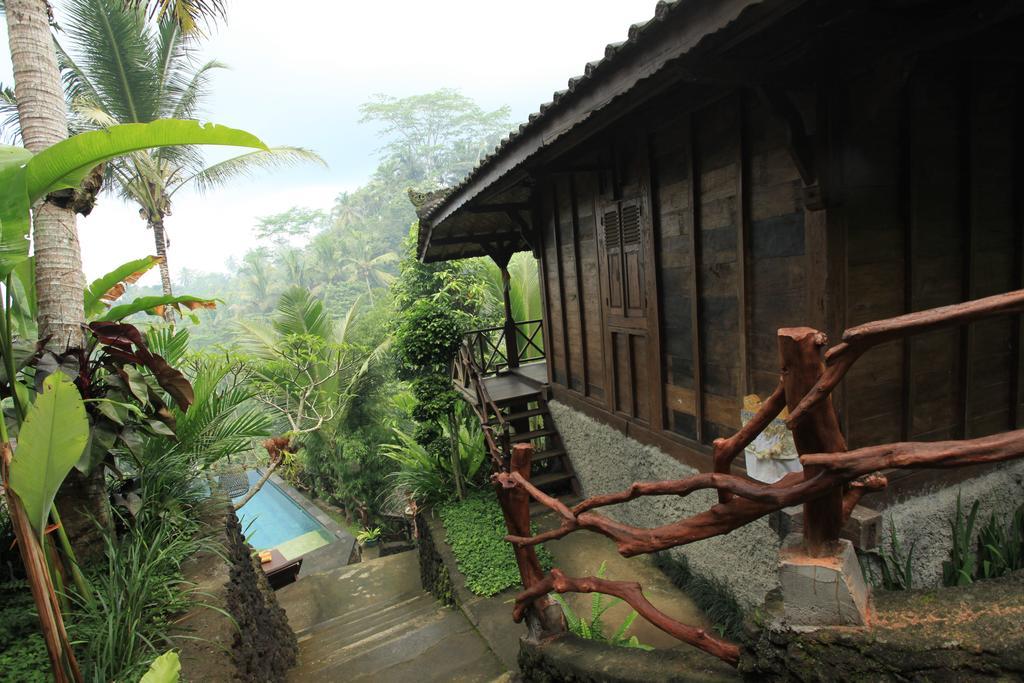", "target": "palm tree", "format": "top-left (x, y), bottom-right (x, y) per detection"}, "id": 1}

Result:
top-left (339, 232), bottom-right (399, 304)
top-left (58, 0), bottom-right (323, 310)
top-left (6, 0), bottom-right (88, 351)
